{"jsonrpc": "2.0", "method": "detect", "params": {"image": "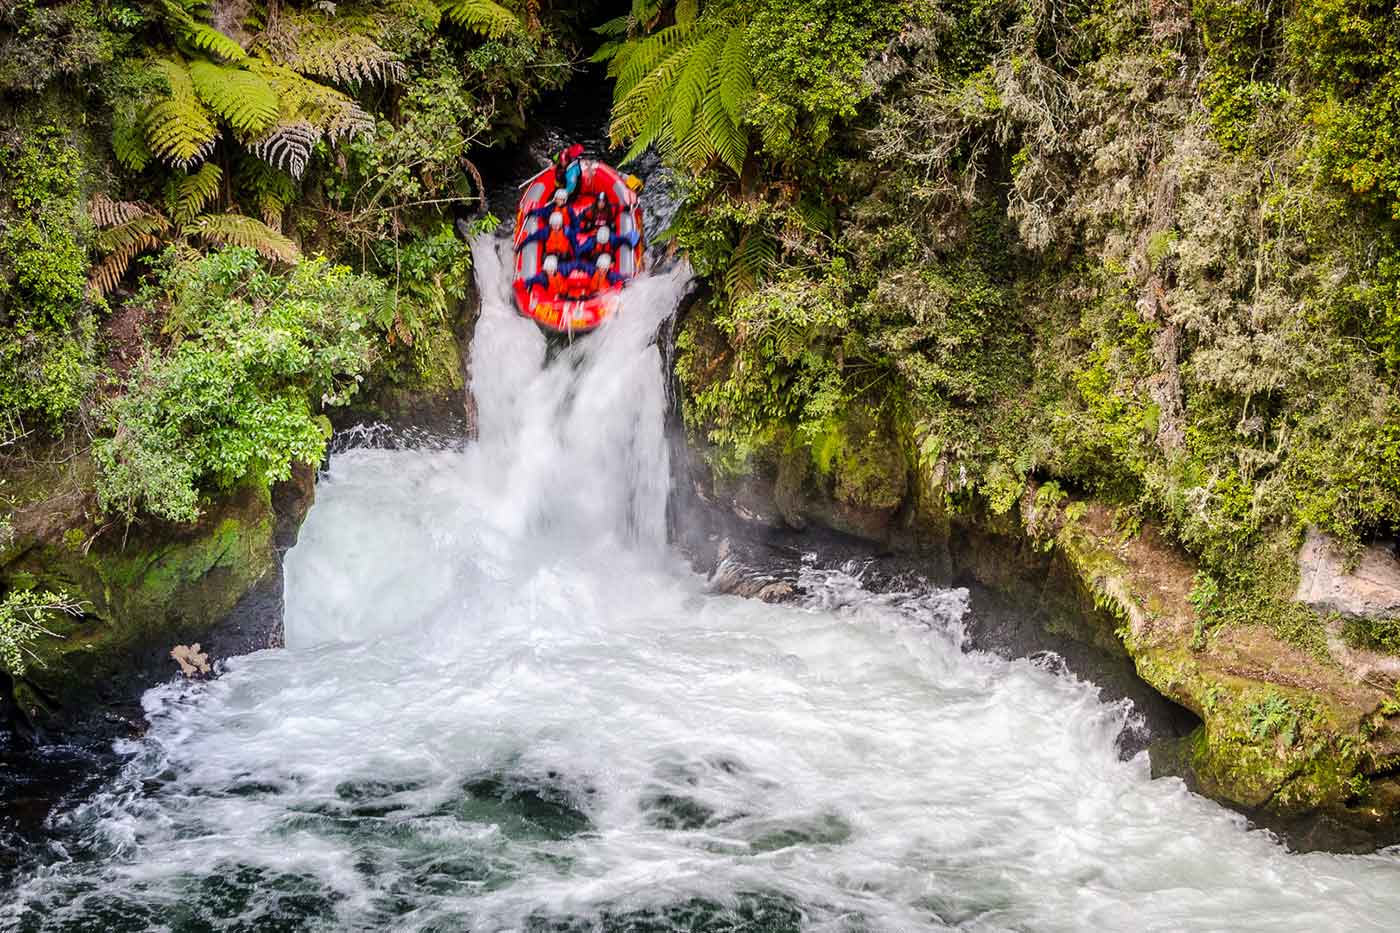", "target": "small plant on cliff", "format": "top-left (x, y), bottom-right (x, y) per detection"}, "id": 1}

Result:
top-left (94, 248), bottom-right (387, 523)
top-left (0, 590), bottom-right (84, 676)
top-left (1246, 693), bottom-right (1300, 747)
